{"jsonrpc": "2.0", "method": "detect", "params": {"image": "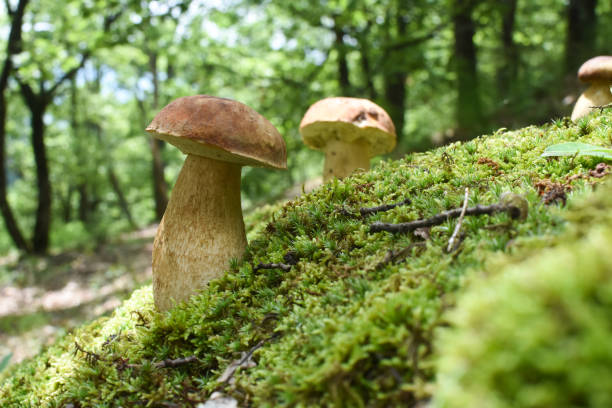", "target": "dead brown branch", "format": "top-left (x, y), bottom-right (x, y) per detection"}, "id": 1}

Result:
top-left (370, 202), bottom-right (523, 234)
top-left (253, 262), bottom-right (292, 273)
